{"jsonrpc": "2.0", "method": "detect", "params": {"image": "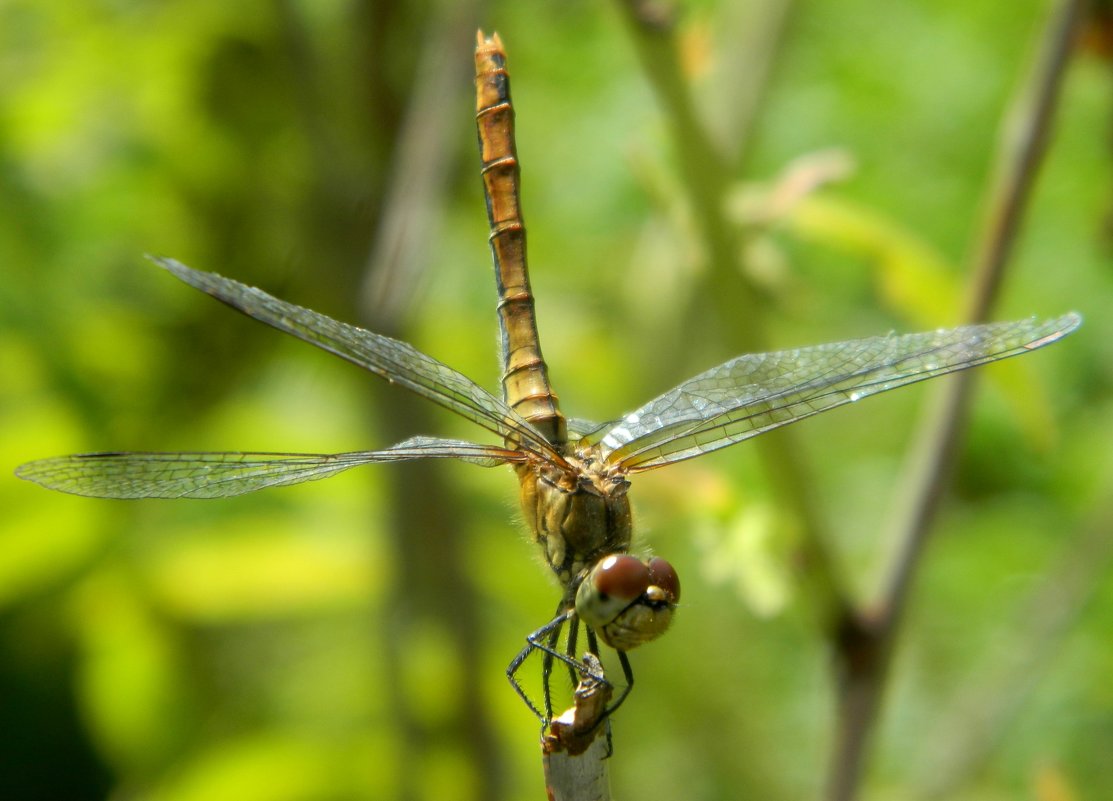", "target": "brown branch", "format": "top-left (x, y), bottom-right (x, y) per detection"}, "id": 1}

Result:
top-left (825, 1), bottom-right (1086, 799)
top-left (360, 6), bottom-right (478, 324)
top-left (356, 7), bottom-right (505, 801)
